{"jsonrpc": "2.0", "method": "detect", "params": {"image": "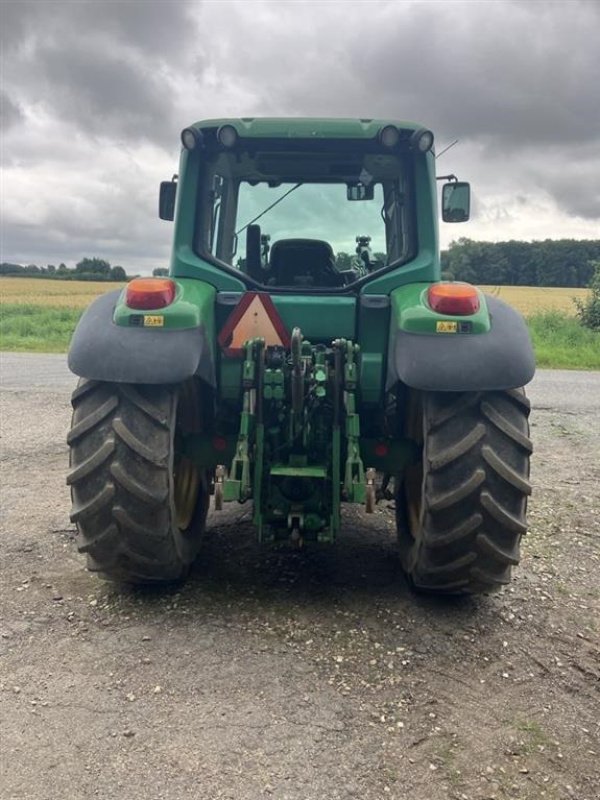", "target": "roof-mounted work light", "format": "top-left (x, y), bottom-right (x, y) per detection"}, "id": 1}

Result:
top-left (378, 125), bottom-right (400, 147)
top-left (217, 124), bottom-right (238, 147)
top-left (410, 128), bottom-right (434, 153)
top-left (181, 127), bottom-right (202, 151)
